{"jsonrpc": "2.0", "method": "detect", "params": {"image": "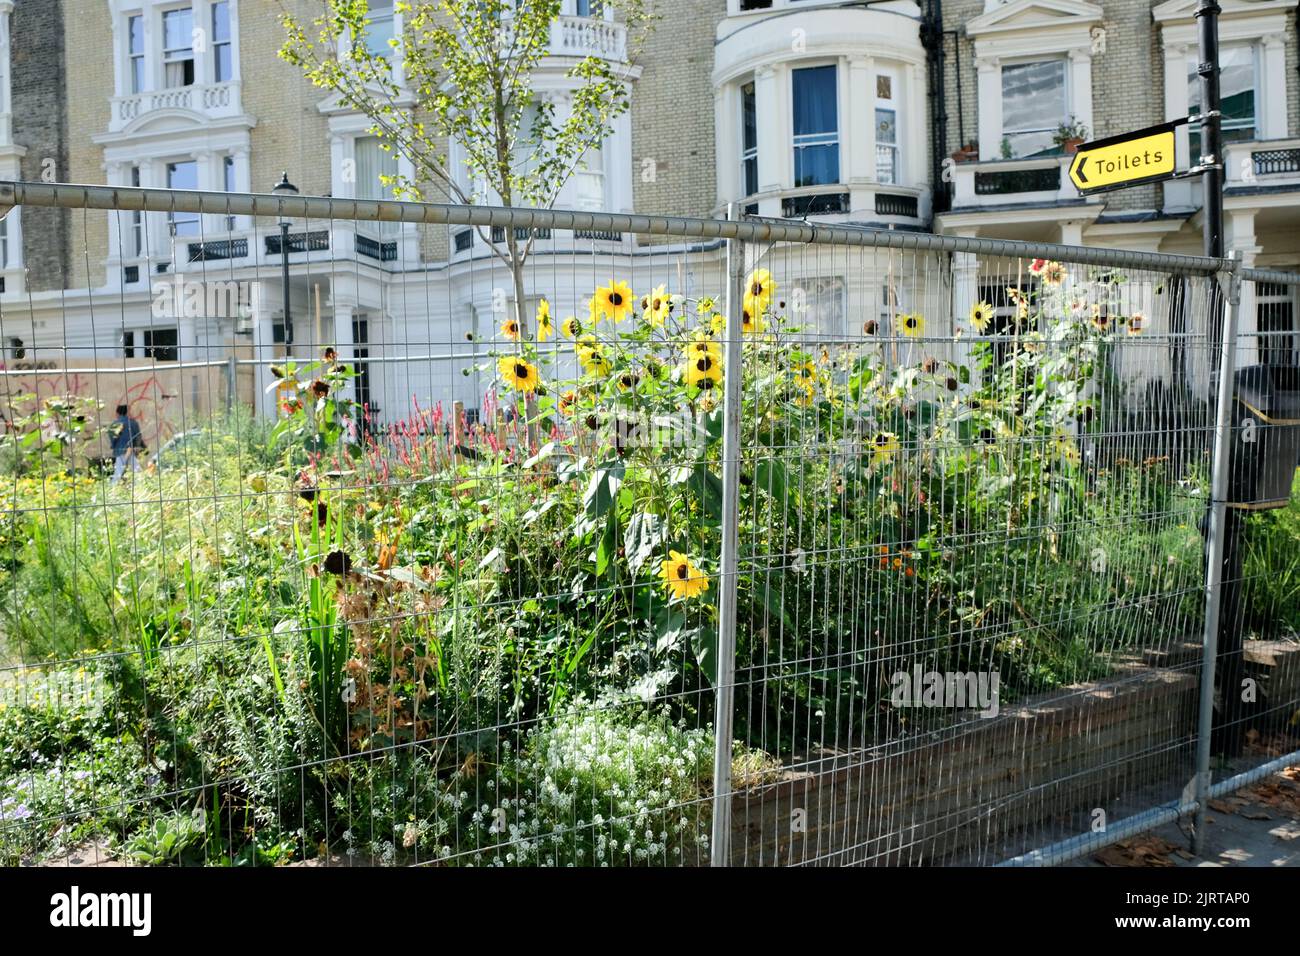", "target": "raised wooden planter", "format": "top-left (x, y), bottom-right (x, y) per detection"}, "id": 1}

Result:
top-left (725, 663), bottom-right (1199, 866)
